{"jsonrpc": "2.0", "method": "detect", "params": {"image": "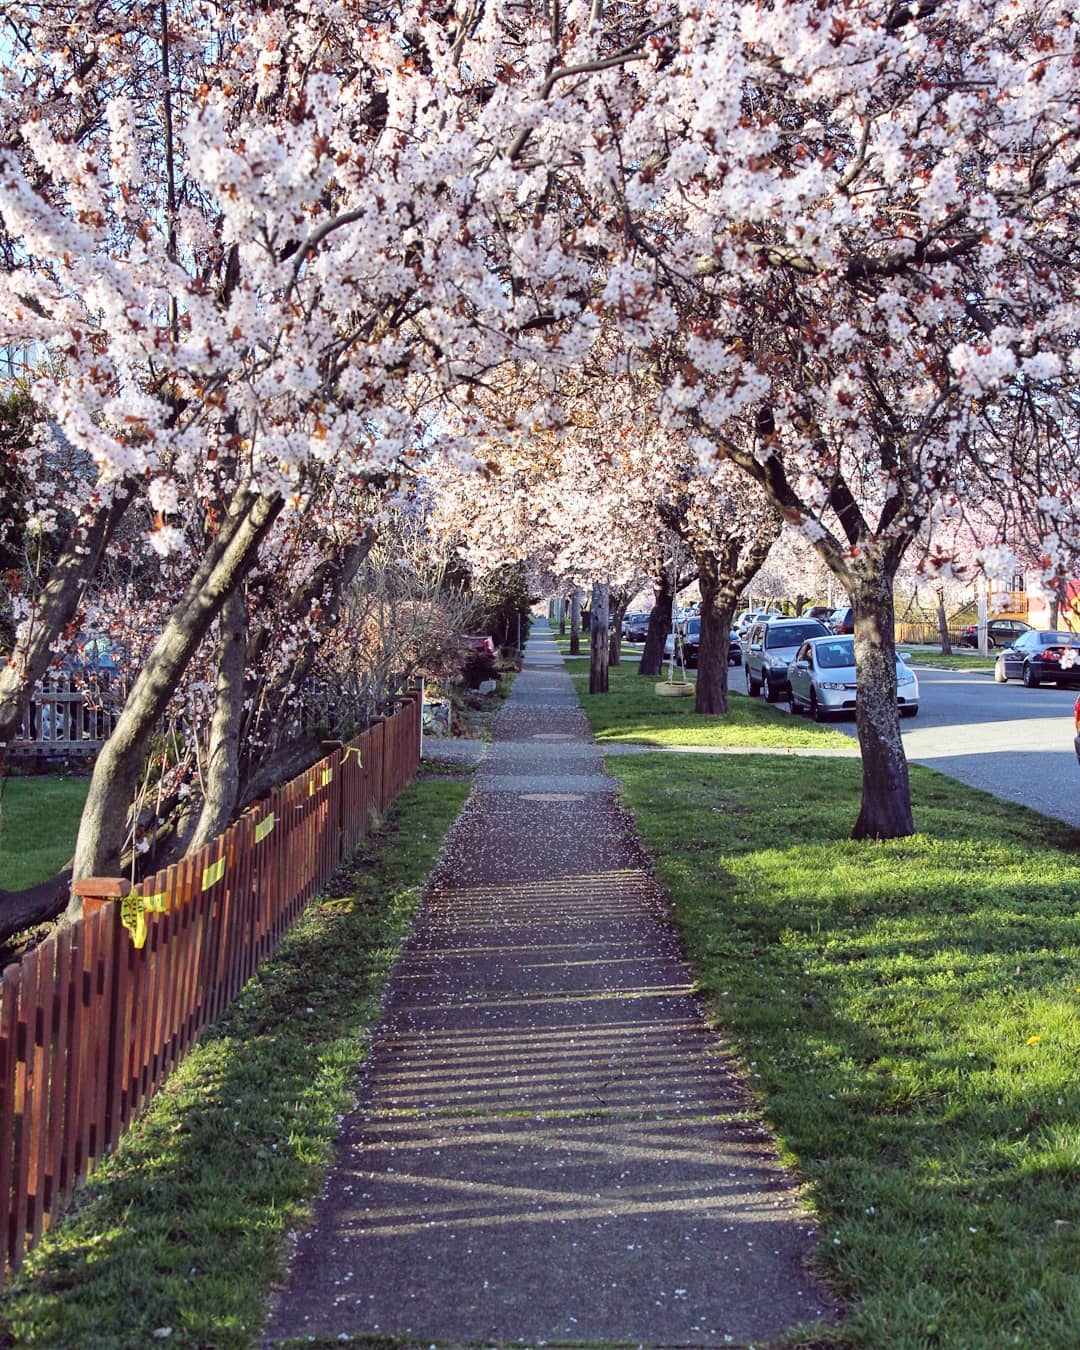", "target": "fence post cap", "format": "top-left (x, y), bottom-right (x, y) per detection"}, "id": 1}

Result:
top-left (70, 877), bottom-right (131, 899)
